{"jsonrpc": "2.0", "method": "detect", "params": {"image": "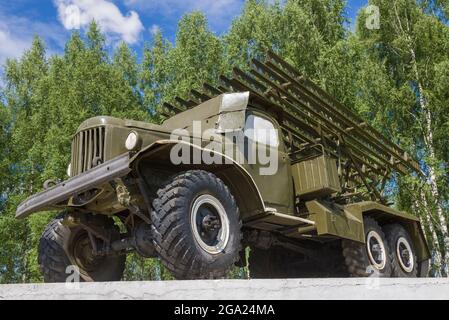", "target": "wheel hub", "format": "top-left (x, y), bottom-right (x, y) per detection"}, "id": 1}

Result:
top-left (202, 214), bottom-right (221, 231)
top-left (191, 194), bottom-right (230, 255)
top-left (366, 230), bottom-right (387, 270)
top-left (397, 237), bottom-right (414, 273)
top-left (72, 233), bottom-right (104, 272)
